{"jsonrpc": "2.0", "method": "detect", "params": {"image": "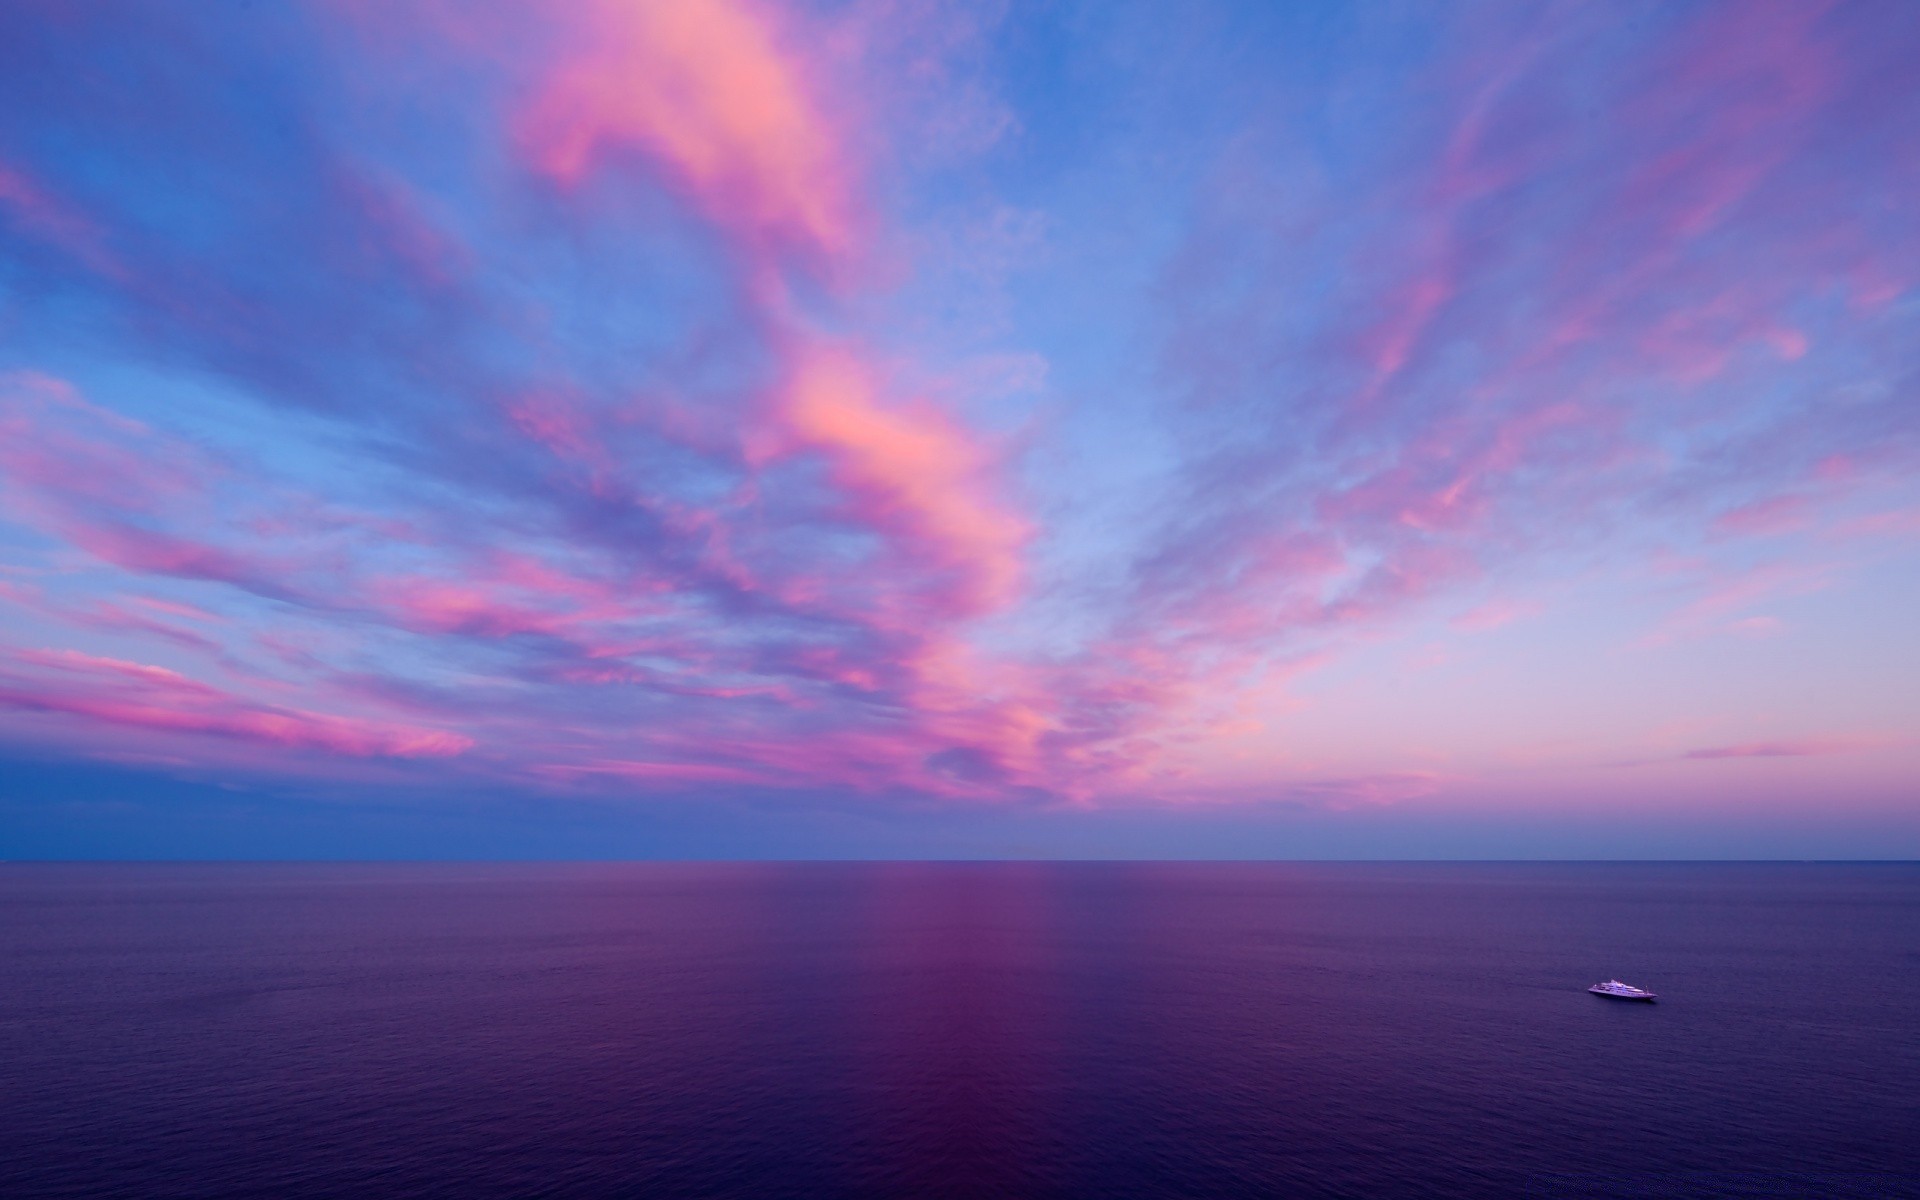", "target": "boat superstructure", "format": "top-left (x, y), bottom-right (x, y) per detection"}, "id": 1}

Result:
top-left (1588, 979), bottom-right (1657, 1001)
